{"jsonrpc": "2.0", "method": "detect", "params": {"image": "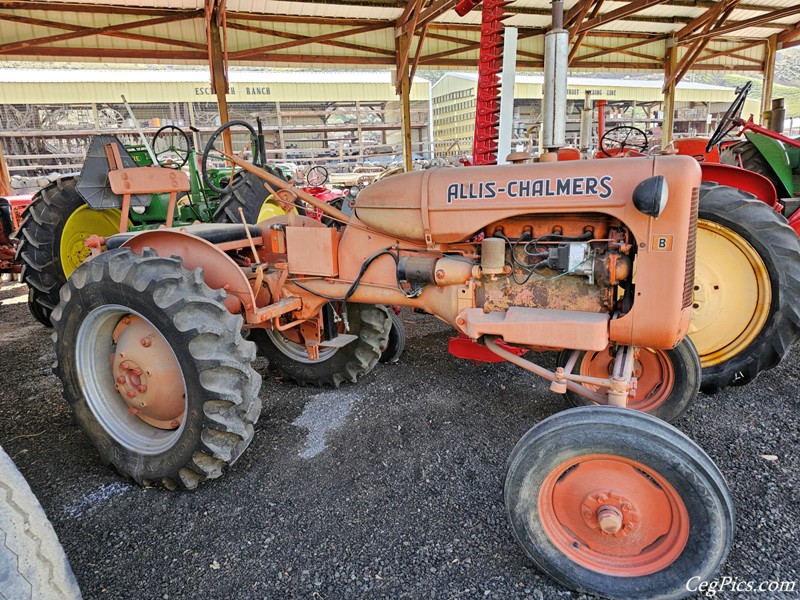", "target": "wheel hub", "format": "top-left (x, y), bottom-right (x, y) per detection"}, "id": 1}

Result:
top-left (581, 490), bottom-right (638, 537)
top-left (111, 316), bottom-right (185, 429)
